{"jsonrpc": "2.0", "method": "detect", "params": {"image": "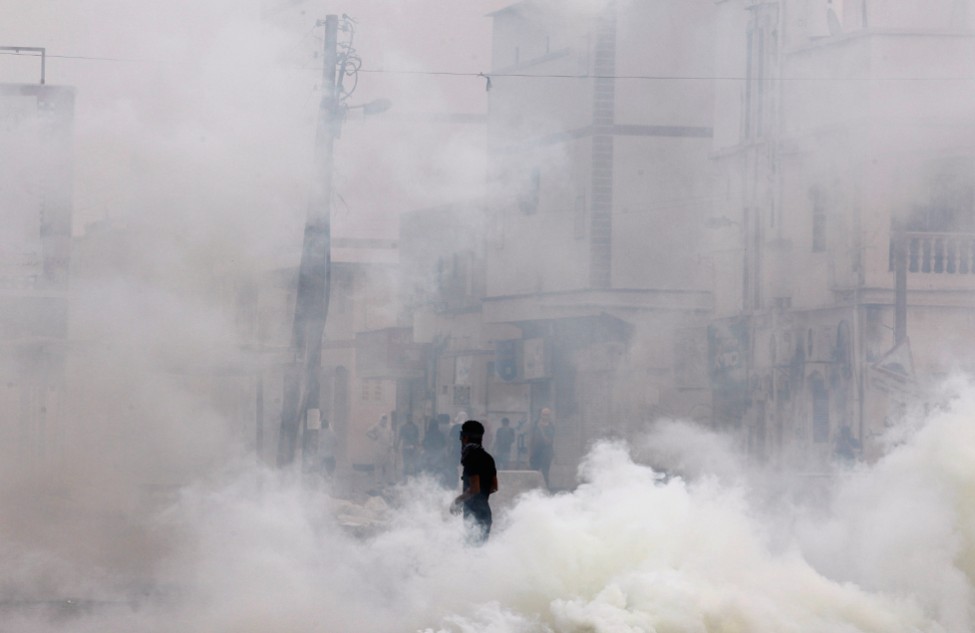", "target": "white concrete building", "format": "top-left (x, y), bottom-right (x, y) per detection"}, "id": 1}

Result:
top-left (478, 1), bottom-right (717, 487)
top-left (709, 0), bottom-right (975, 468)
top-left (0, 83), bottom-right (74, 470)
